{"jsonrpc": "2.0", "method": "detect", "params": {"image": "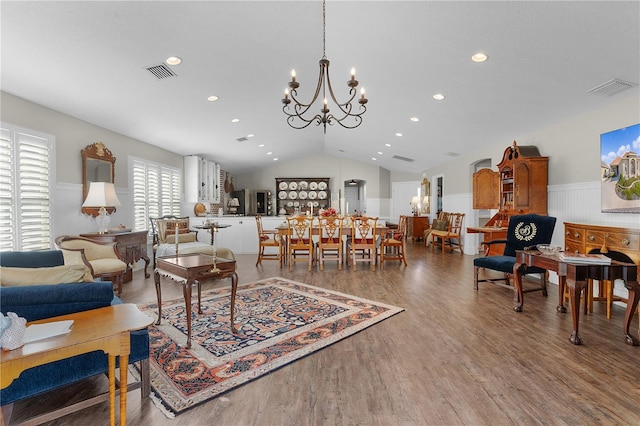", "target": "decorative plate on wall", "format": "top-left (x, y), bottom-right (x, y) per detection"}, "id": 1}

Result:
top-left (289, 191), bottom-right (298, 199)
top-left (288, 181), bottom-right (298, 190)
top-left (298, 191), bottom-right (308, 200)
top-left (279, 181), bottom-right (289, 190)
top-left (308, 191), bottom-right (317, 199)
top-left (318, 182), bottom-right (327, 190)
top-left (278, 191), bottom-right (288, 199)
top-left (298, 181), bottom-right (308, 190)
top-left (318, 191), bottom-right (327, 199)
top-left (309, 182), bottom-right (318, 190)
